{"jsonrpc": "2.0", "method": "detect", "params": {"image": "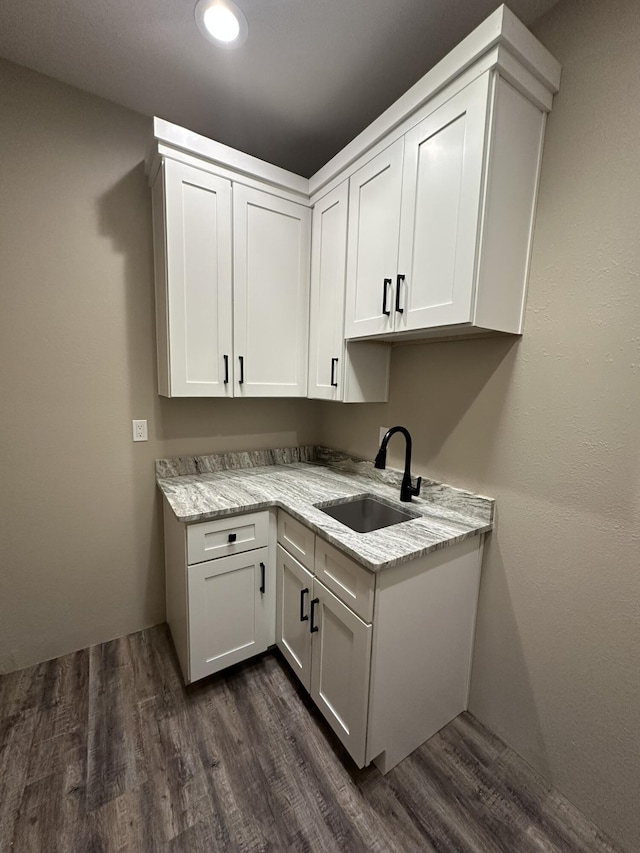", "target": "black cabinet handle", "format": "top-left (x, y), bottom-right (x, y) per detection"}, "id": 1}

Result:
top-left (228, 533), bottom-right (237, 543)
top-left (310, 597), bottom-right (320, 633)
top-left (238, 356), bottom-right (244, 384)
top-left (382, 278), bottom-right (392, 316)
top-left (330, 357), bottom-right (339, 387)
top-left (396, 274), bottom-right (405, 314)
top-left (259, 562), bottom-right (266, 594)
top-left (300, 587), bottom-right (309, 621)
top-left (223, 354), bottom-right (229, 384)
